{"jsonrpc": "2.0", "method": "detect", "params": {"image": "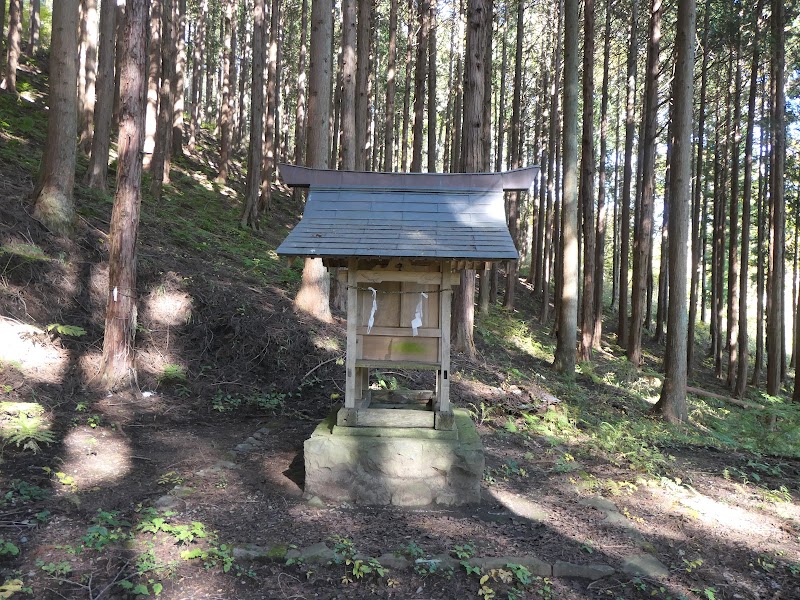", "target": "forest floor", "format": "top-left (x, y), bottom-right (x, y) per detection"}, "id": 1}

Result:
top-left (1, 58), bottom-right (800, 600)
